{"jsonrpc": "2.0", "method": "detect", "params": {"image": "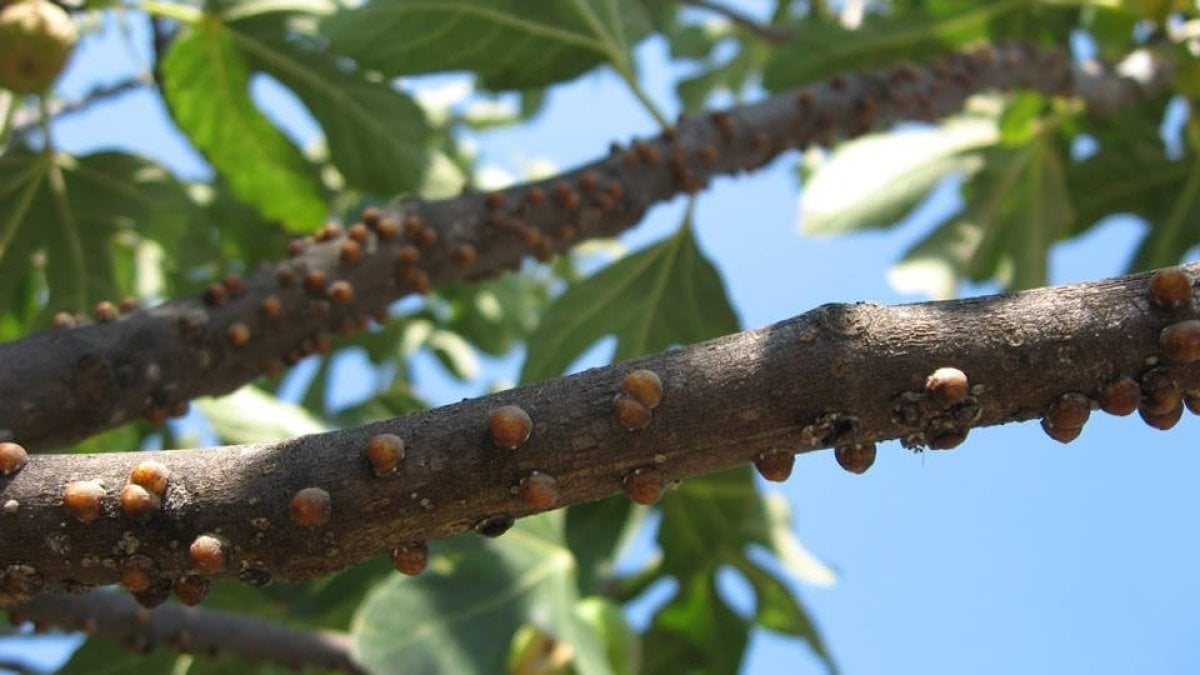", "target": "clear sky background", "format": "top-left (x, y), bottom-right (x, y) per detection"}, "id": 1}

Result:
top-left (3, 4), bottom-right (1200, 674)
